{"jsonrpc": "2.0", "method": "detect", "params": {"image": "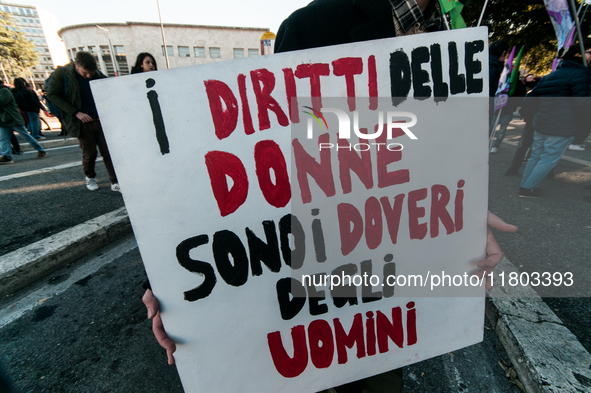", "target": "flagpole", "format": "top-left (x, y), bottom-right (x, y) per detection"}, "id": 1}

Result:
top-left (157, 0), bottom-right (170, 70)
top-left (477, 0), bottom-right (489, 27)
top-left (577, 0), bottom-right (586, 18)
top-left (489, 108), bottom-right (502, 150)
top-left (442, 12), bottom-right (451, 30)
top-left (563, 1), bottom-right (587, 52)
top-left (580, 5), bottom-right (590, 29)
top-left (568, 0), bottom-right (587, 66)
